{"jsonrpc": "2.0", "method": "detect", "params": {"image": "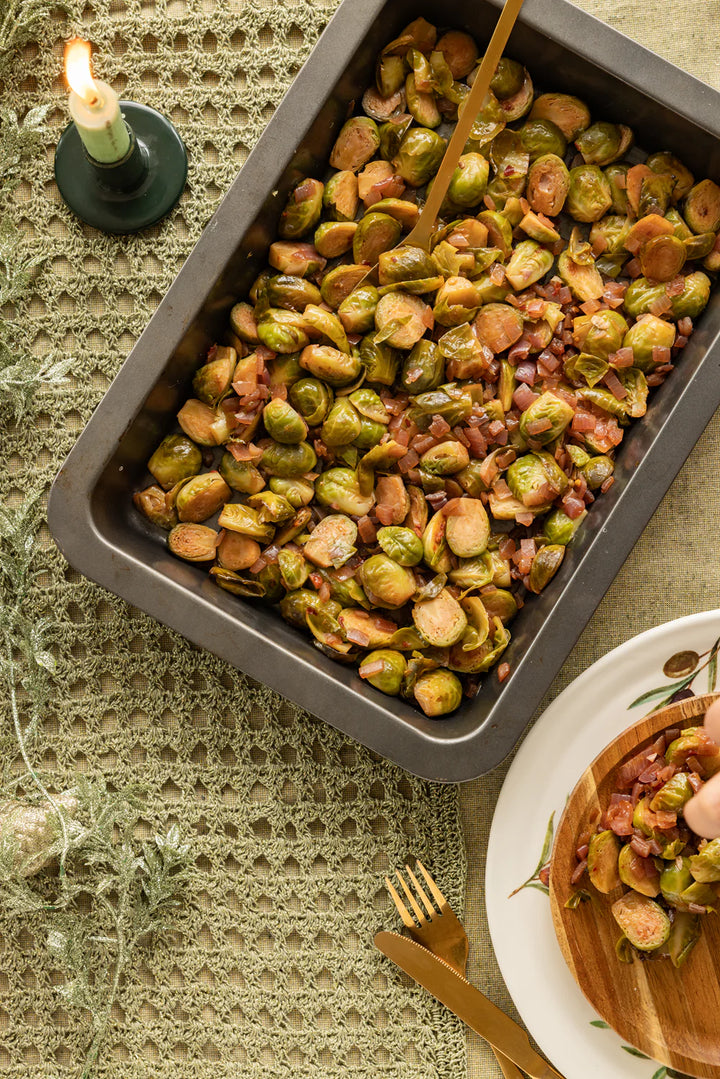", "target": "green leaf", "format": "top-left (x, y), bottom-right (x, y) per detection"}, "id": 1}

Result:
top-left (621, 1045), bottom-right (650, 1059)
top-left (628, 676), bottom-right (695, 709)
top-left (589, 1020), bottom-right (610, 1028)
top-left (651, 1068), bottom-right (667, 1079)
top-left (707, 636), bottom-right (720, 692)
